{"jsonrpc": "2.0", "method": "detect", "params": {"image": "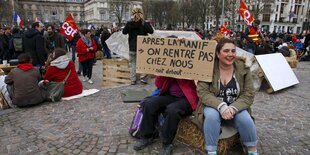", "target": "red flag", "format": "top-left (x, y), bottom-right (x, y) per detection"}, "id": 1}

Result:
top-left (59, 14), bottom-right (78, 41)
top-left (239, 0), bottom-right (254, 25)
